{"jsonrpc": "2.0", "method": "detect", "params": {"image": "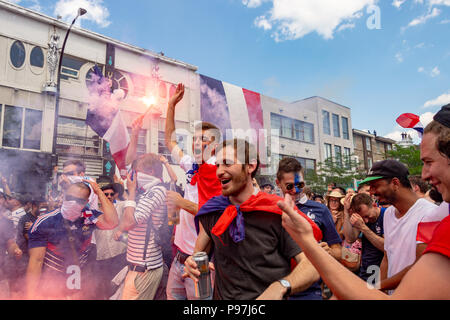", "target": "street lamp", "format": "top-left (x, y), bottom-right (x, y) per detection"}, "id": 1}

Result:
top-left (52, 8), bottom-right (87, 154)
